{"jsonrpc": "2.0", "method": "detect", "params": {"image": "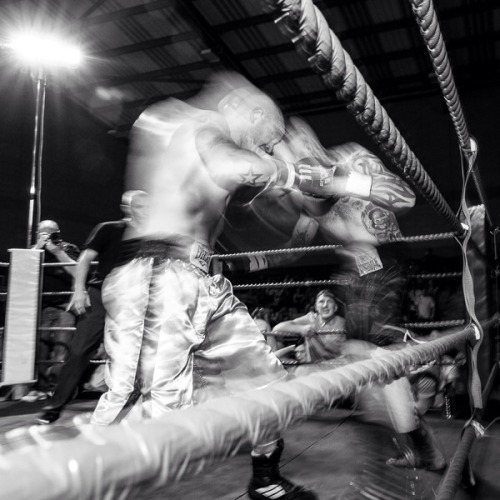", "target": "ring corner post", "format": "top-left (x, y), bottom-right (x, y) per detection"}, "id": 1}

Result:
top-left (1, 249), bottom-right (44, 386)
